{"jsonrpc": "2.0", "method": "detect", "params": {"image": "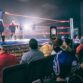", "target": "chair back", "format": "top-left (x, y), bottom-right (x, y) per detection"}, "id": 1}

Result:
top-left (3, 63), bottom-right (28, 83)
top-left (27, 55), bottom-right (55, 83)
